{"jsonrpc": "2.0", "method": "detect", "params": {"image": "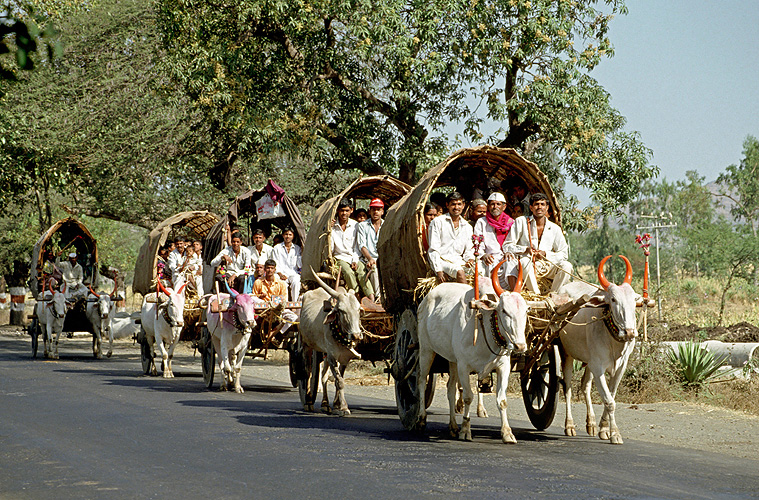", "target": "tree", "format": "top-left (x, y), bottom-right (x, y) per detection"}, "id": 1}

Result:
top-left (156, 0), bottom-right (656, 206)
top-left (0, 2), bottom-right (60, 84)
top-left (717, 136), bottom-right (759, 238)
